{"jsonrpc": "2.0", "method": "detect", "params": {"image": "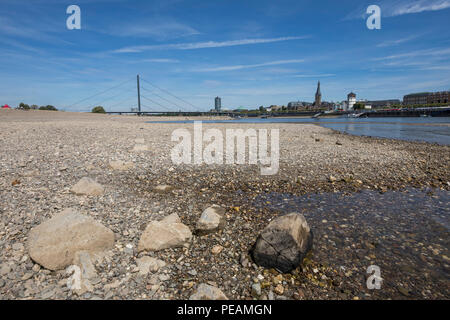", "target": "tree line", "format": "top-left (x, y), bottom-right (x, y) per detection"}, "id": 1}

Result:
top-left (16, 103), bottom-right (58, 111)
top-left (15, 103), bottom-right (107, 113)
